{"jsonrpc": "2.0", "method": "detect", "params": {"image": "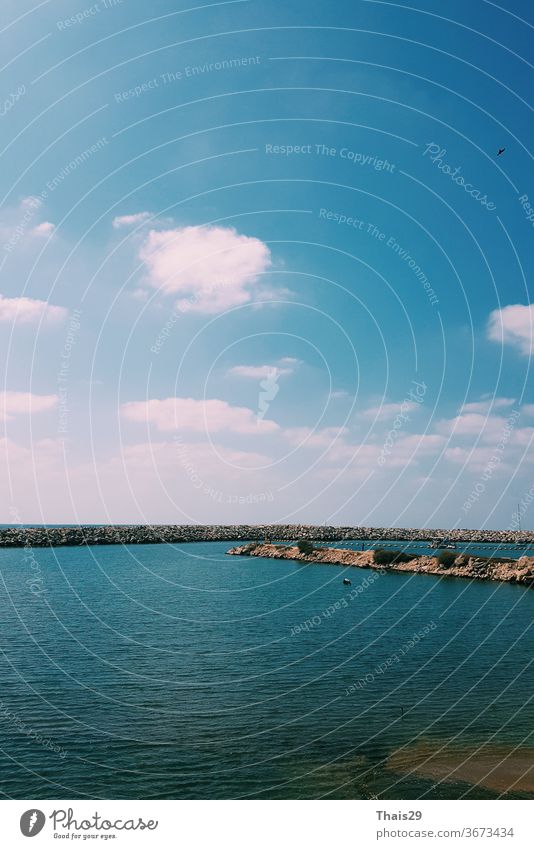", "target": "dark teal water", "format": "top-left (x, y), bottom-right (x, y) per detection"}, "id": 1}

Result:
top-left (0, 542), bottom-right (532, 800)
